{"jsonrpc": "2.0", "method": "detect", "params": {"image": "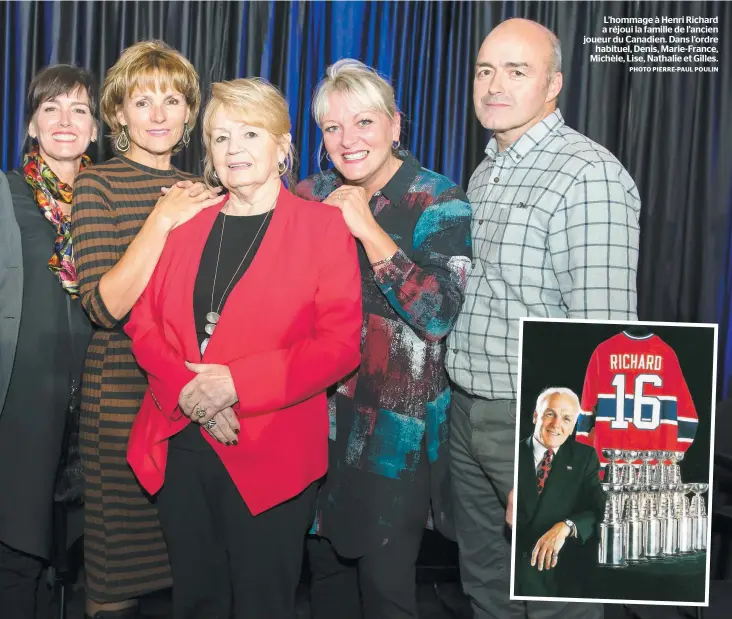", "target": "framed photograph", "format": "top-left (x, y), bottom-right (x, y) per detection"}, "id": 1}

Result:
top-left (509, 318), bottom-right (717, 607)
